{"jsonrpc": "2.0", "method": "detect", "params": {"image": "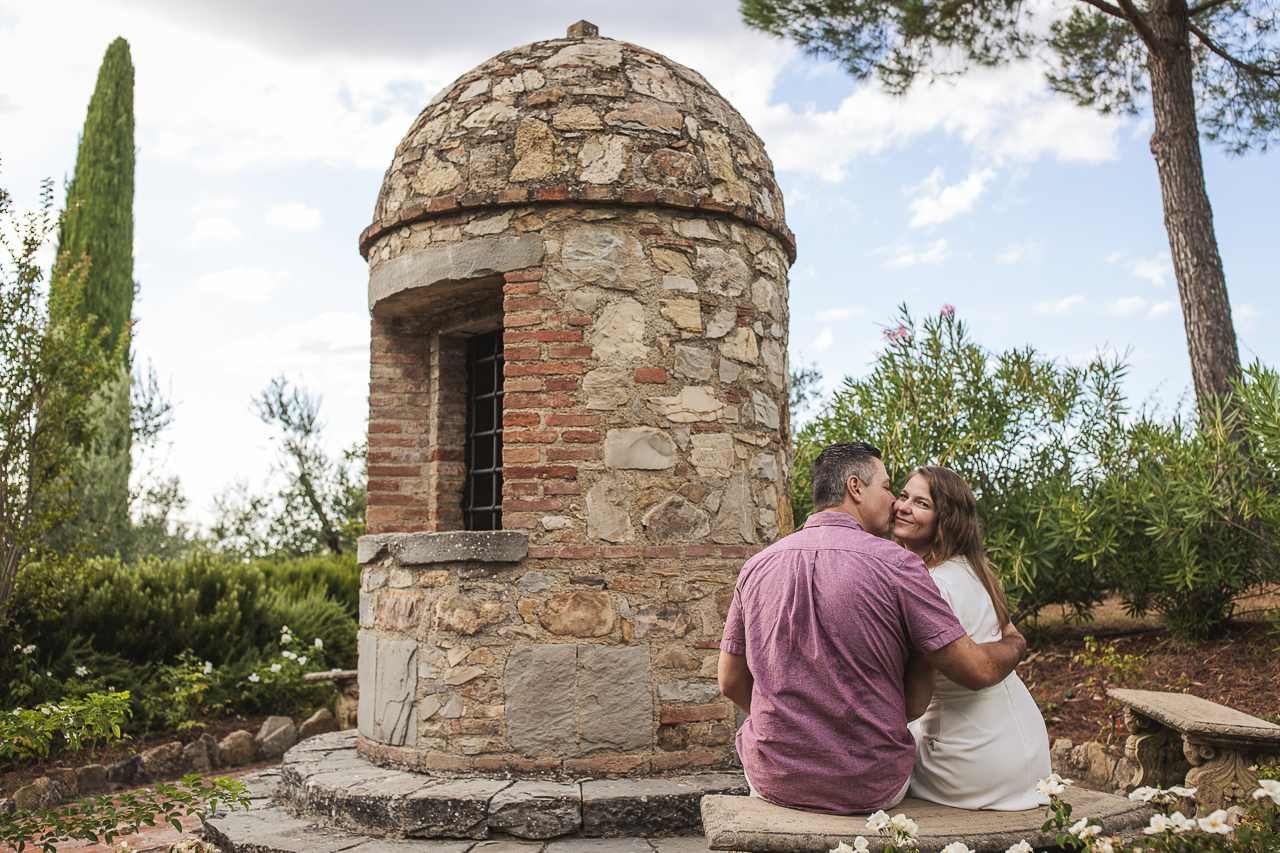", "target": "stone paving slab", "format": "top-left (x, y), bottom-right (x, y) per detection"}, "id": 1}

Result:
top-left (700, 789), bottom-right (1153, 853)
top-left (582, 779), bottom-right (703, 837)
top-left (204, 801), bottom-right (697, 853)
